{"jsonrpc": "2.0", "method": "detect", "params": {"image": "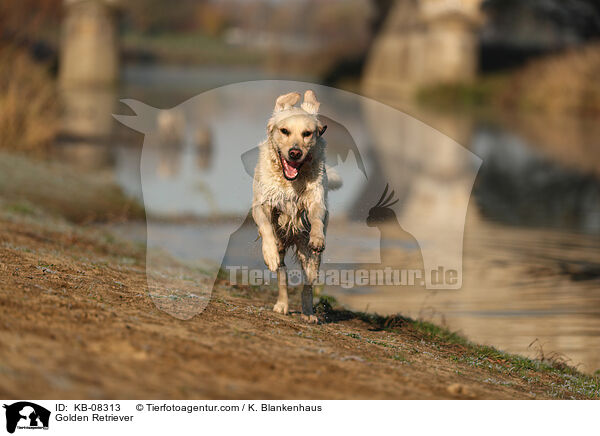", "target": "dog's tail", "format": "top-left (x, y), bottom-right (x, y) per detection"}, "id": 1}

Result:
top-left (325, 165), bottom-right (343, 191)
